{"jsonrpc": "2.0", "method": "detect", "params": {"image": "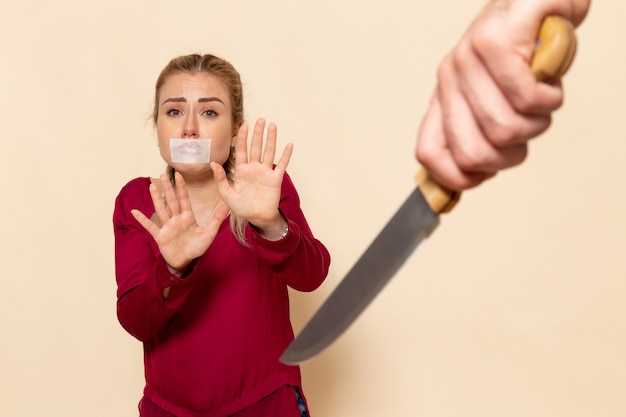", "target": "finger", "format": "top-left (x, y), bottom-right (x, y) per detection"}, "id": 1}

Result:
top-left (197, 201), bottom-right (231, 248)
top-left (234, 123), bottom-right (249, 167)
top-left (468, 15), bottom-right (564, 114)
top-left (437, 60), bottom-right (529, 174)
top-left (131, 208), bottom-right (161, 238)
top-left (262, 122), bottom-right (278, 167)
top-left (203, 199), bottom-right (230, 233)
top-left (211, 162), bottom-right (238, 212)
top-left (211, 162), bottom-right (230, 188)
top-left (249, 118), bottom-right (265, 162)
top-left (274, 143), bottom-right (293, 176)
top-left (415, 92), bottom-right (491, 191)
top-left (449, 40), bottom-right (553, 147)
top-left (160, 175), bottom-right (181, 215)
top-left (567, 0), bottom-right (591, 27)
top-left (173, 172), bottom-right (193, 214)
top-left (149, 182), bottom-right (171, 222)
